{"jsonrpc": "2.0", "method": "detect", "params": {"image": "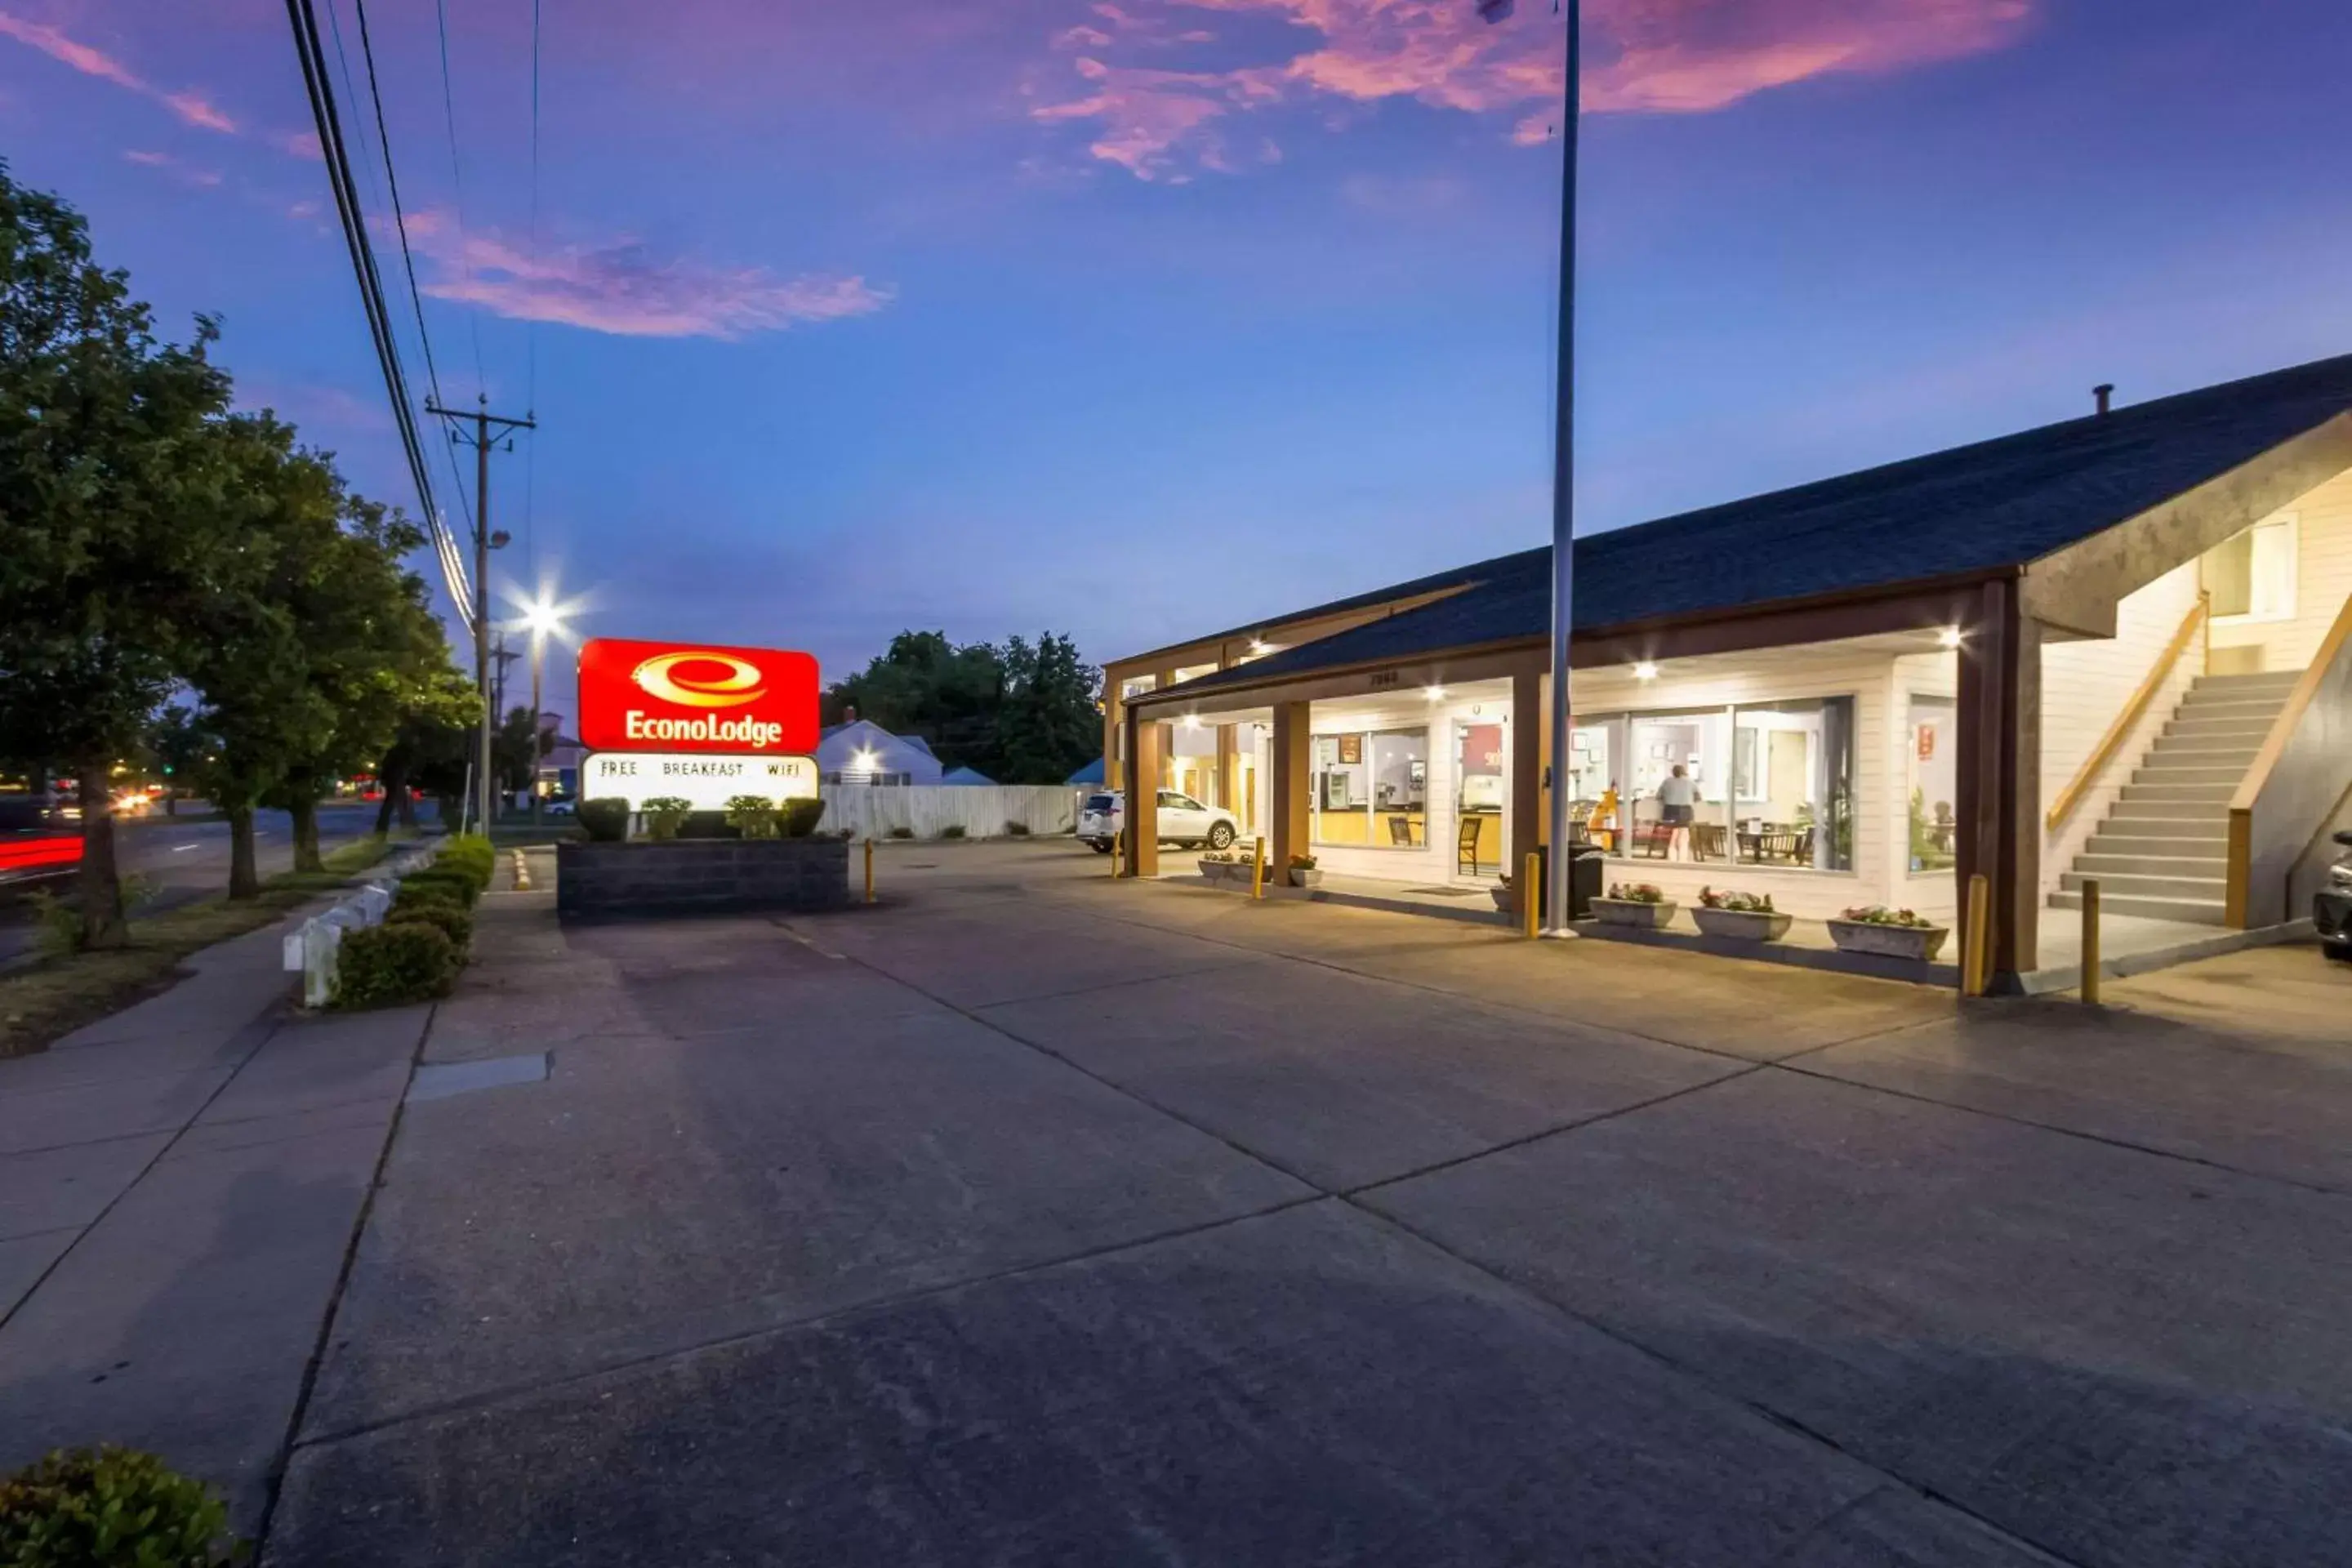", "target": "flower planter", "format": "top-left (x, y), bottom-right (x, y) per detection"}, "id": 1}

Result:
top-left (1197, 857), bottom-right (1227, 880)
top-left (1490, 884), bottom-right (1515, 914)
top-left (1691, 906), bottom-right (1793, 942)
top-left (1826, 920), bottom-right (1949, 961)
top-left (1288, 867), bottom-right (1323, 889)
top-left (1590, 897), bottom-right (1677, 930)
